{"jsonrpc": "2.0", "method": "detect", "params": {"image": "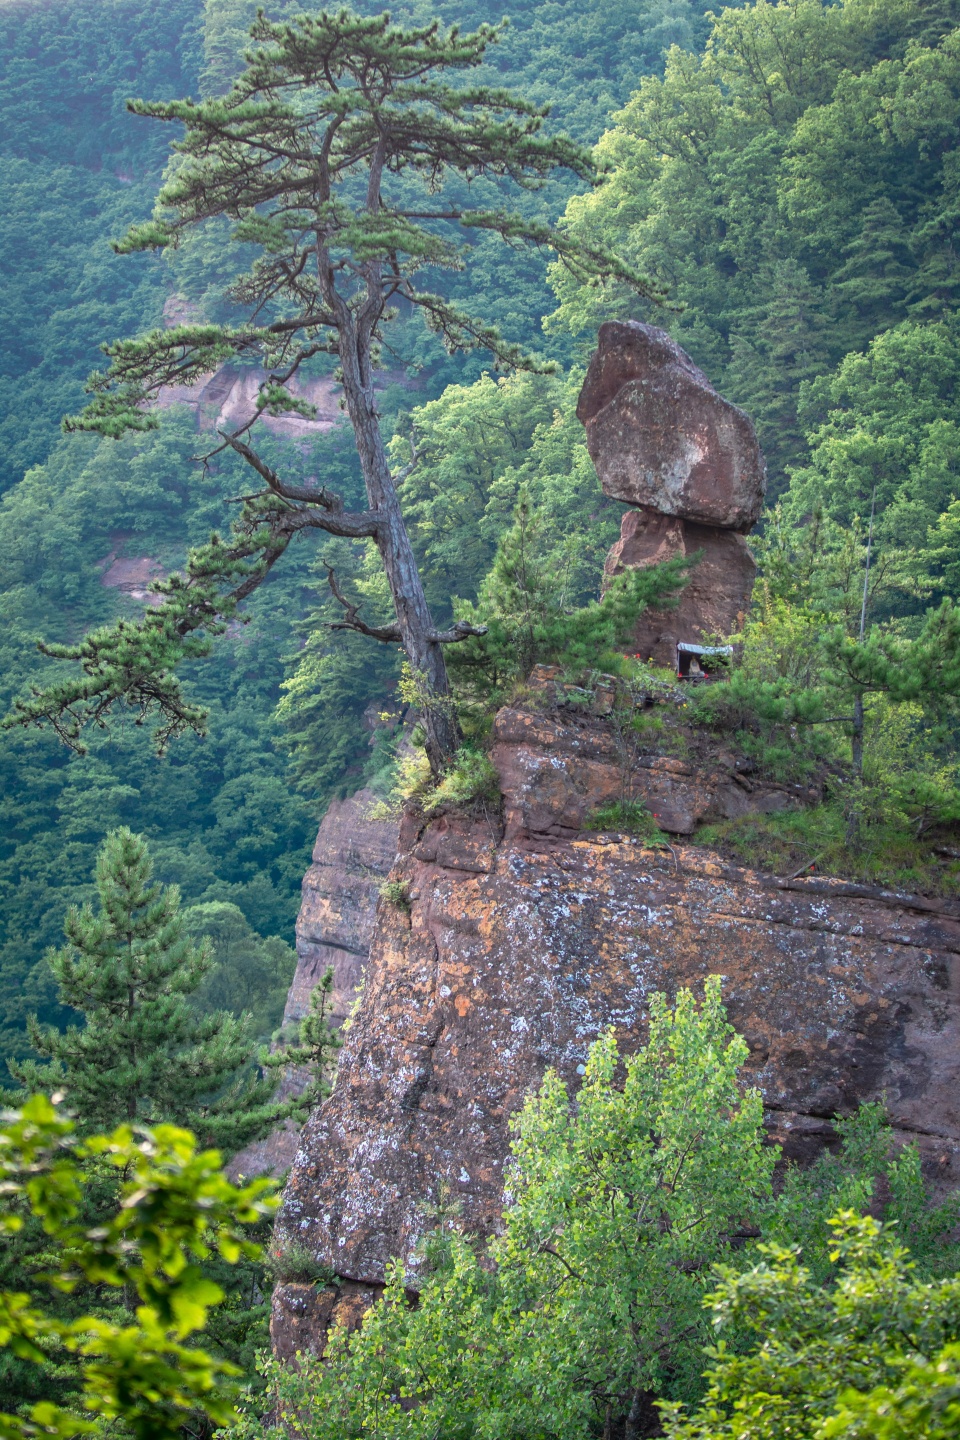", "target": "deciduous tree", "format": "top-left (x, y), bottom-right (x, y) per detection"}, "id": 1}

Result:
top-left (248, 980), bottom-right (776, 1440)
top-left (661, 1211), bottom-right (960, 1440)
top-left (0, 1094), bottom-right (275, 1440)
